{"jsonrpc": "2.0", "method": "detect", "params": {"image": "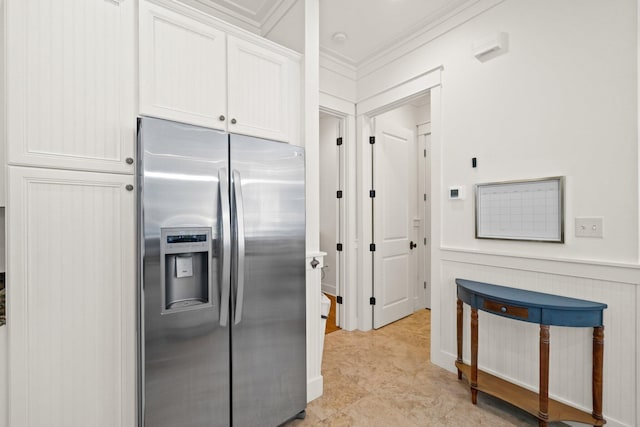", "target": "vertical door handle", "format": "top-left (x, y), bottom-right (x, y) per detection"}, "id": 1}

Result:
top-left (232, 170), bottom-right (246, 325)
top-left (218, 169), bottom-right (231, 326)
